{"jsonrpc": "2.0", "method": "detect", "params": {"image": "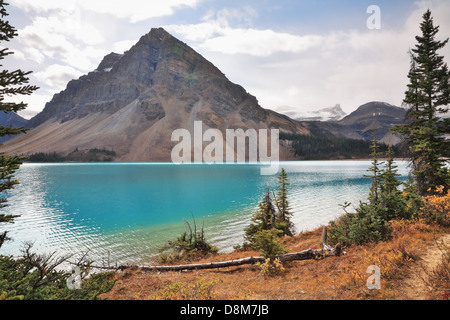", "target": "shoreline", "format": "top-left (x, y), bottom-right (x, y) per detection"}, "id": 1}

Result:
top-left (22, 158), bottom-right (409, 164)
top-left (100, 223), bottom-right (450, 300)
